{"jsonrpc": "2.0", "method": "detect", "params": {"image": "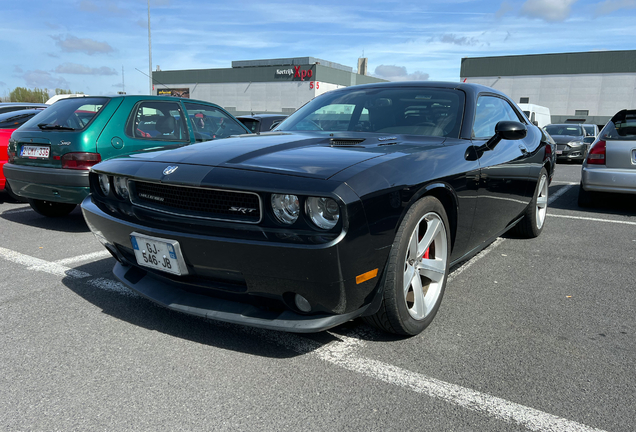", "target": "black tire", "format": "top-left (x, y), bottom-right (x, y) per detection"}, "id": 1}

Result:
top-left (364, 196), bottom-right (451, 336)
top-left (513, 167), bottom-right (548, 238)
top-left (28, 199), bottom-right (77, 217)
top-left (577, 182), bottom-right (595, 207)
